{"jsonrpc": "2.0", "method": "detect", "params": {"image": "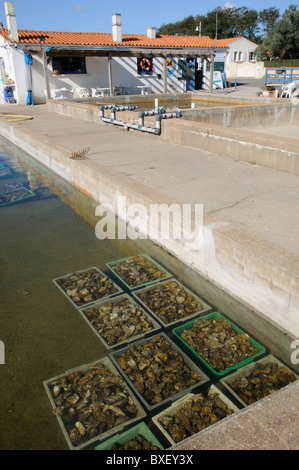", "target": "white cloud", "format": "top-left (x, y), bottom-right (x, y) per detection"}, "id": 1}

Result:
top-left (223, 2), bottom-right (235, 9)
top-left (73, 5), bottom-right (86, 14)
